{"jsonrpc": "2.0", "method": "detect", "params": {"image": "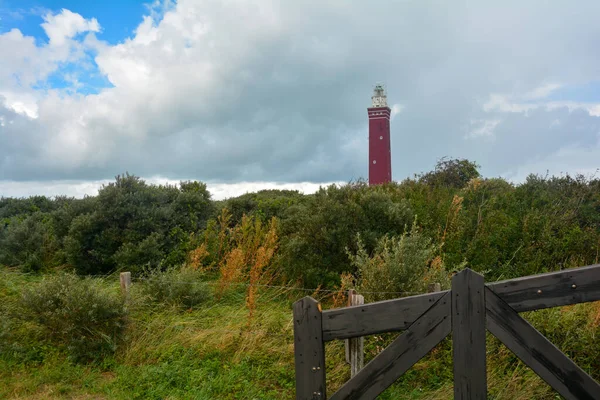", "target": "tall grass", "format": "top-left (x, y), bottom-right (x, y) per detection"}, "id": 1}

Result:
top-left (1, 268), bottom-right (599, 399)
